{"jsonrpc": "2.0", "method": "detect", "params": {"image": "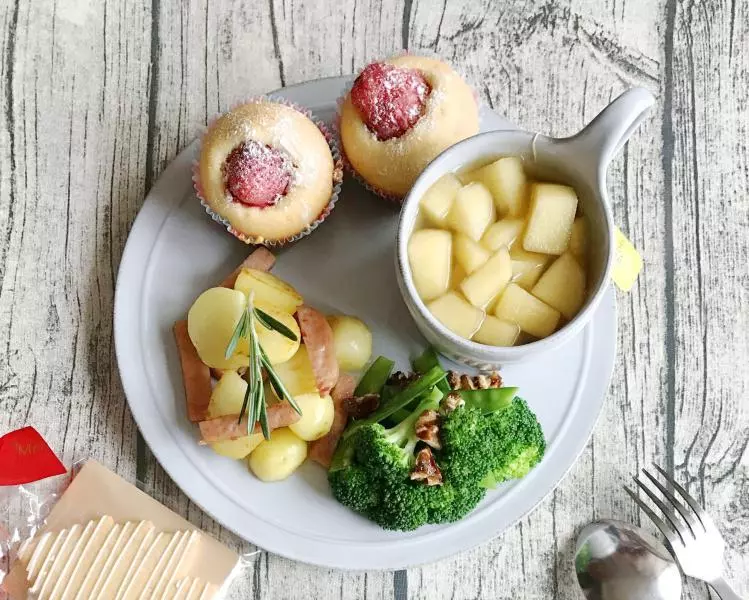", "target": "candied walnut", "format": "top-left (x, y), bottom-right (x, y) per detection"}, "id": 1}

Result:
top-left (387, 371), bottom-right (419, 387)
top-left (410, 447), bottom-right (443, 486)
top-left (415, 409), bottom-right (441, 449)
top-left (446, 370), bottom-right (502, 390)
top-left (440, 391), bottom-right (465, 414)
top-left (343, 393), bottom-right (380, 419)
